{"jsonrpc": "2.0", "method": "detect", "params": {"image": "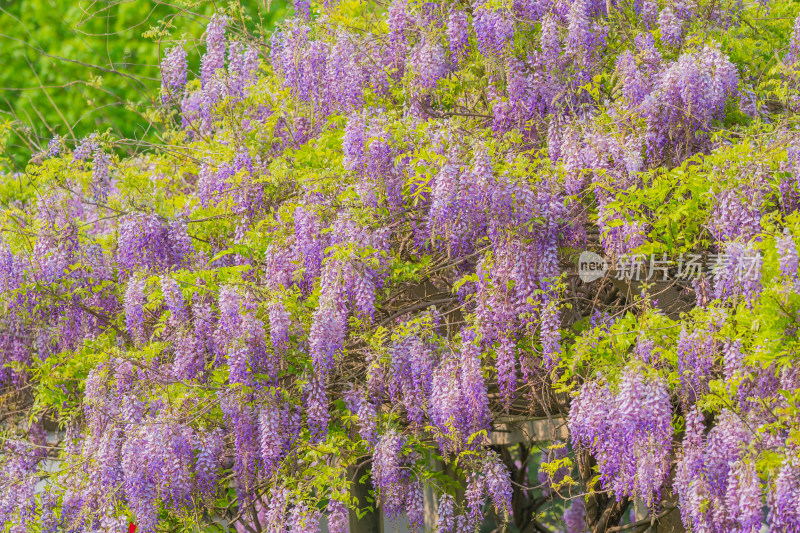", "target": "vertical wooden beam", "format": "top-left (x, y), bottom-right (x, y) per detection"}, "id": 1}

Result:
top-left (423, 457), bottom-right (445, 531)
top-left (348, 463), bottom-right (382, 533)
